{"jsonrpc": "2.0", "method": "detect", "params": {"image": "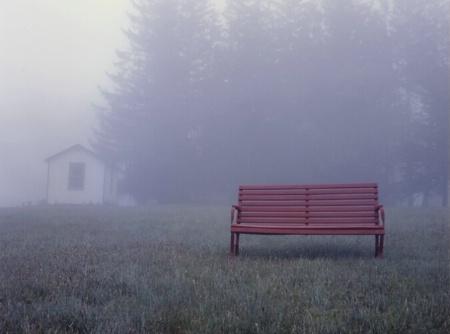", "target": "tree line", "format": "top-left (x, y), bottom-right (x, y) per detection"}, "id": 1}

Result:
top-left (93, 0), bottom-right (449, 206)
